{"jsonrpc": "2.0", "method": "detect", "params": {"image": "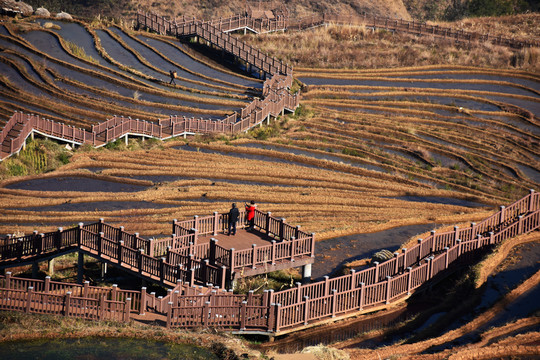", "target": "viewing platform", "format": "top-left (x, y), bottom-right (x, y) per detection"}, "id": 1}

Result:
top-left (0, 209), bottom-right (315, 290)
